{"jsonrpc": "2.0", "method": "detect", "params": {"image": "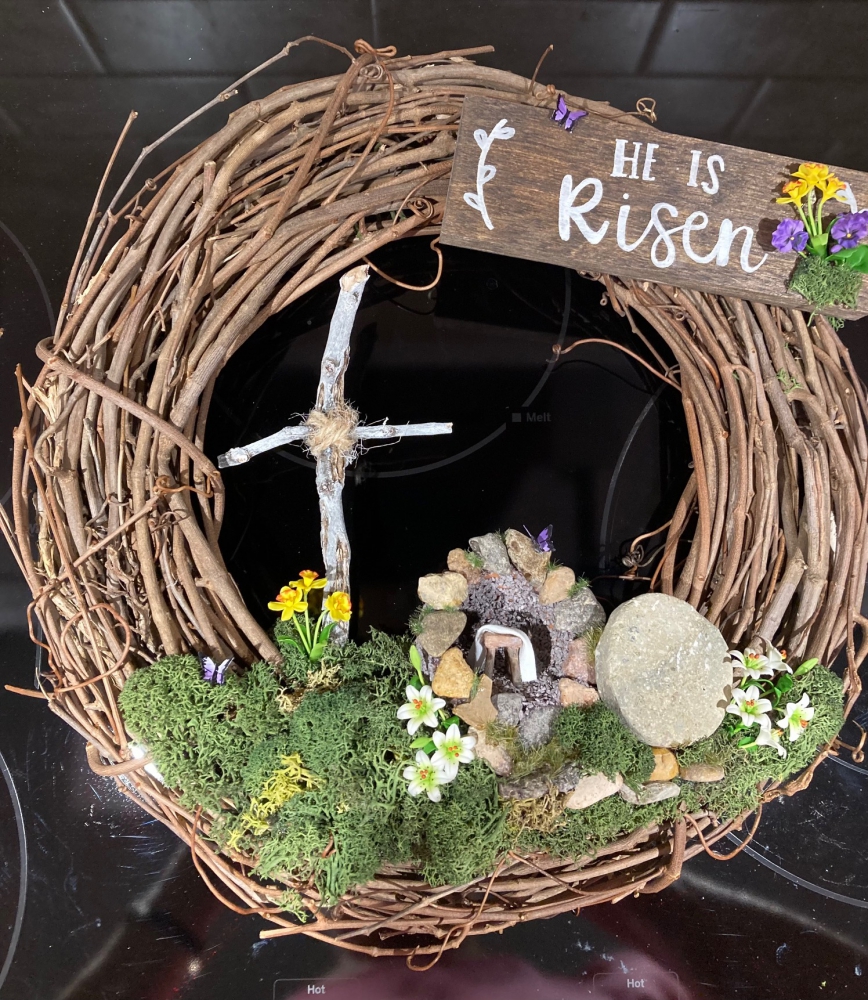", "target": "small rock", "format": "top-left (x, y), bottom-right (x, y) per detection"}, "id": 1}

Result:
top-left (470, 726), bottom-right (512, 776)
top-left (560, 637), bottom-right (596, 684)
top-left (492, 692), bottom-right (523, 728)
top-left (504, 528), bottom-right (550, 588)
top-left (468, 533), bottom-right (511, 575)
top-left (447, 548), bottom-right (482, 584)
top-left (558, 677), bottom-right (600, 708)
top-left (418, 611), bottom-right (467, 657)
top-left (619, 781), bottom-right (681, 806)
top-left (595, 593), bottom-right (732, 747)
top-left (454, 674), bottom-right (498, 728)
top-left (539, 565), bottom-right (576, 604)
top-left (518, 705), bottom-right (561, 748)
top-left (680, 763), bottom-right (725, 783)
top-left (431, 647), bottom-right (474, 699)
top-left (563, 772), bottom-right (623, 809)
top-left (417, 572), bottom-right (468, 610)
top-left (498, 773), bottom-right (550, 801)
top-left (553, 589), bottom-right (606, 636)
top-left (649, 747), bottom-right (679, 782)
top-left (553, 763), bottom-right (584, 793)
